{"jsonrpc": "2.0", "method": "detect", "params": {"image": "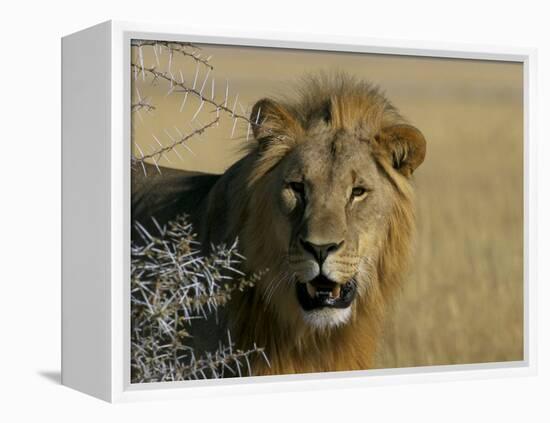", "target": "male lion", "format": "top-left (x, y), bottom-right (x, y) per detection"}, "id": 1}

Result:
top-left (132, 74), bottom-right (426, 376)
